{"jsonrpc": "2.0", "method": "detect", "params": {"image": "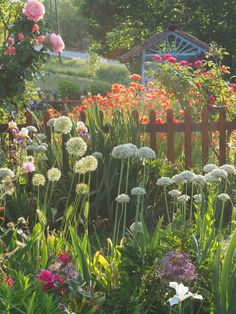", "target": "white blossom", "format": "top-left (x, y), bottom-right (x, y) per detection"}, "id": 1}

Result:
top-left (131, 187), bottom-right (146, 195)
top-left (220, 164), bottom-right (236, 174)
top-left (203, 164), bottom-right (218, 173)
top-left (32, 174), bottom-right (46, 186)
top-left (156, 177), bottom-right (173, 187)
top-left (135, 147), bottom-right (156, 159)
top-left (54, 116), bottom-right (72, 134)
top-left (217, 193), bottom-right (230, 202)
top-left (168, 282), bottom-right (203, 307)
top-left (115, 194), bottom-right (130, 204)
top-left (66, 137), bottom-right (87, 157)
top-left (168, 189), bottom-right (182, 197)
top-left (47, 168), bottom-right (61, 182)
top-left (177, 194), bottom-right (190, 203)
